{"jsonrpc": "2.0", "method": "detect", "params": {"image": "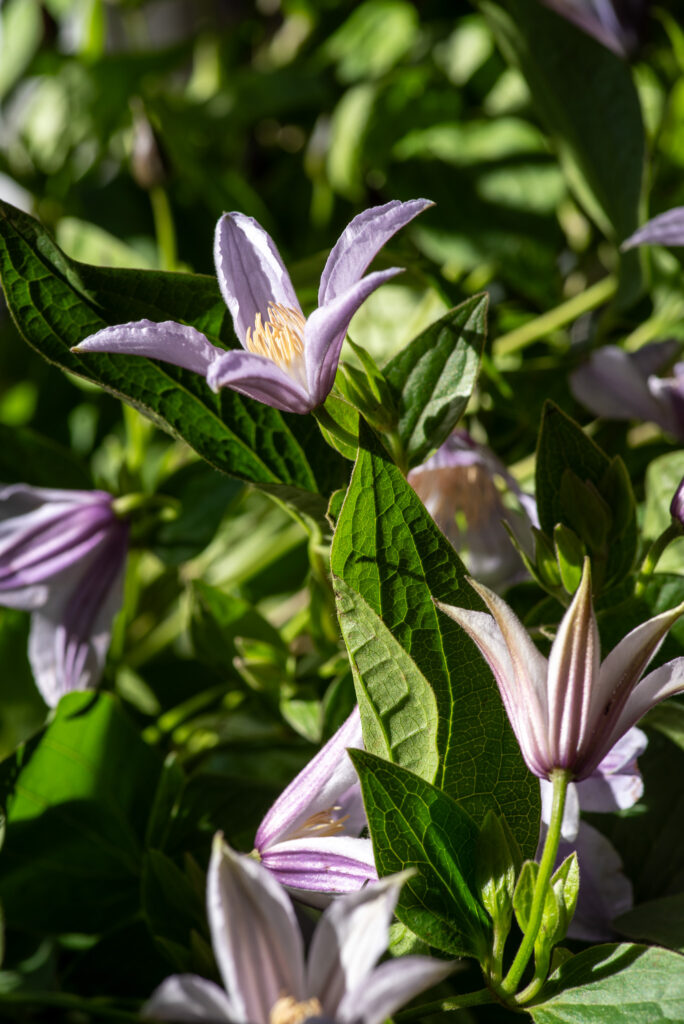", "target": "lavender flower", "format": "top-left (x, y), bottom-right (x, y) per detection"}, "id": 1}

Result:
top-left (73, 200), bottom-right (433, 414)
top-left (145, 833), bottom-right (454, 1024)
top-left (671, 476), bottom-right (684, 525)
top-left (570, 341), bottom-right (684, 440)
top-left (254, 707), bottom-right (376, 906)
top-left (436, 559), bottom-right (684, 781)
top-left (408, 430), bottom-right (538, 591)
top-left (0, 485), bottom-right (128, 708)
